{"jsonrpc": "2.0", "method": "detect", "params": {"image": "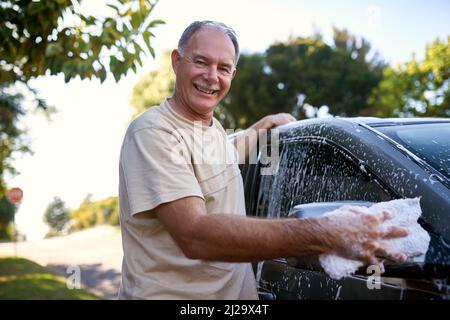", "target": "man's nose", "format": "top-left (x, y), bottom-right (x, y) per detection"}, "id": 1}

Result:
top-left (205, 66), bottom-right (219, 83)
